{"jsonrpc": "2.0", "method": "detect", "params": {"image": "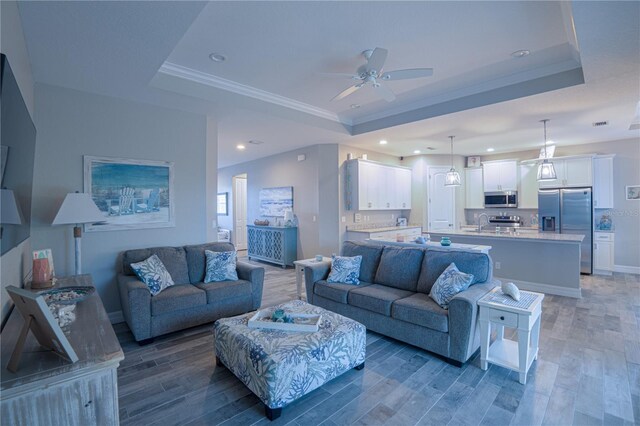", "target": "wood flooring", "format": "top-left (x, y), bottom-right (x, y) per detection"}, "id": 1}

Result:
top-left (115, 260), bottom-right (640, 425)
